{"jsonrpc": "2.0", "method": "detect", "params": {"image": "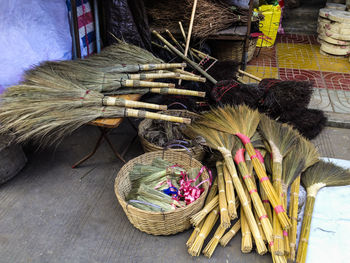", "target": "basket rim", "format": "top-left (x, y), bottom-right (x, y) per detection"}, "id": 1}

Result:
top-left (114, 150), bottom-right (210, 216)
top-left (138, 109), bottom-right (203, 152)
